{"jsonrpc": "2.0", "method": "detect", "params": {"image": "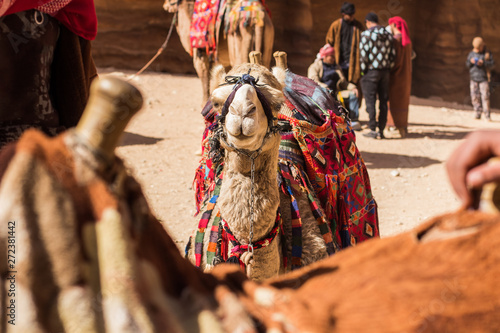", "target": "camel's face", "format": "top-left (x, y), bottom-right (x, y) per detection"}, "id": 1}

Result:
top-left (163, 0), bottom-right (178, 13)
top-left (212, 85), bottom-right (269, 151)
top-left (210, 63), bottom-right (286, 152)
